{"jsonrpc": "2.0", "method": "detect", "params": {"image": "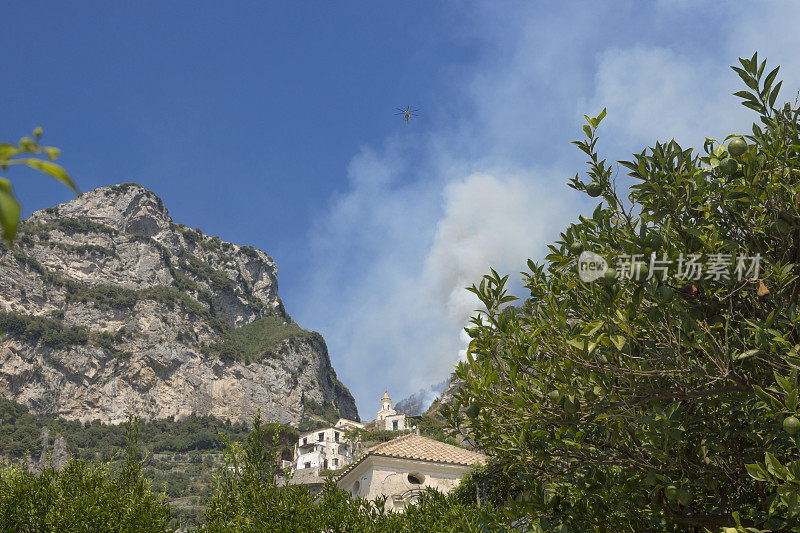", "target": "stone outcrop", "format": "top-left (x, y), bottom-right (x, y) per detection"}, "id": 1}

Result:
top-left (0, 183), bottom-right (358, 426)
top-left (395, 379), bottom-right (449, 416)
top-left (424, 377), bottom-right (463, 417)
